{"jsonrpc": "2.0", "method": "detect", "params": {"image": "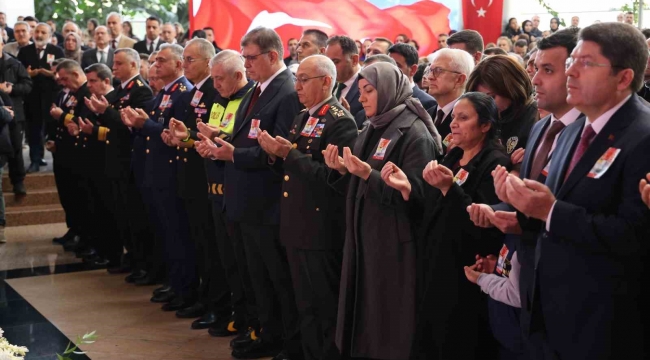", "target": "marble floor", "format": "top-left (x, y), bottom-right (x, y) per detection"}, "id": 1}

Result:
top-left (0, 223), bottom-right (243, 359)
